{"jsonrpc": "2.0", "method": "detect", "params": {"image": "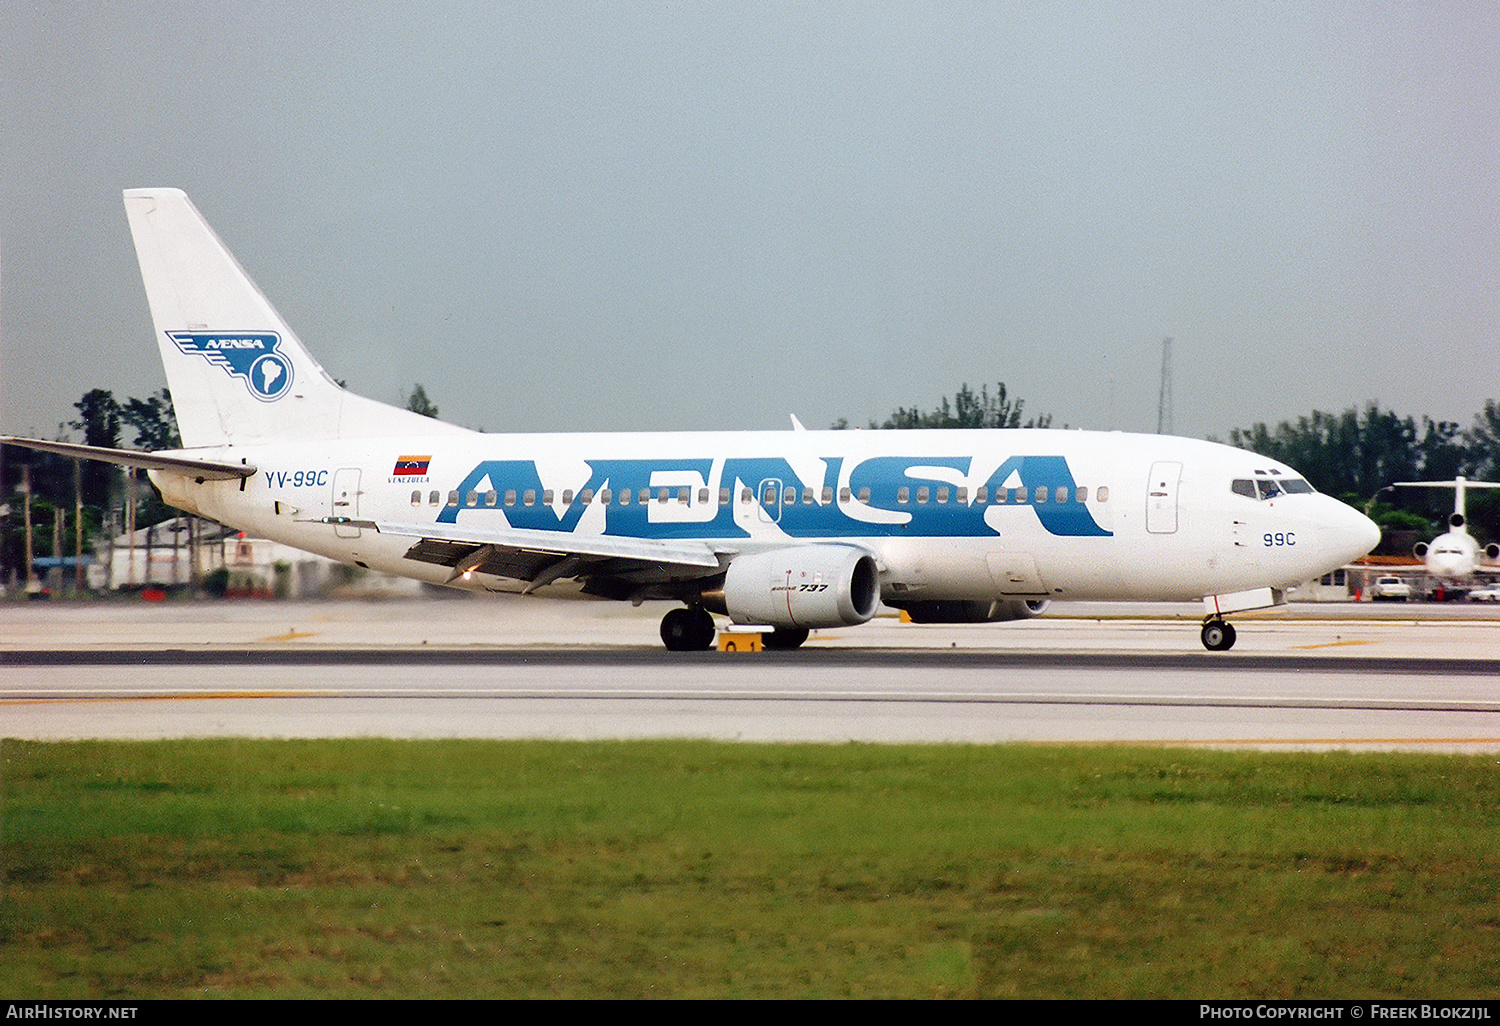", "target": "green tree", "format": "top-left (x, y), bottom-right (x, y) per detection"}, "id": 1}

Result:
top-left (844, 382), bottom-right (1052, 431)
top-left (405, 384), bottom-right (439, 419)
top-left (121, 388), bottom-right (180, 450)
top-left (69, 389), bottom-right (122, 511)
